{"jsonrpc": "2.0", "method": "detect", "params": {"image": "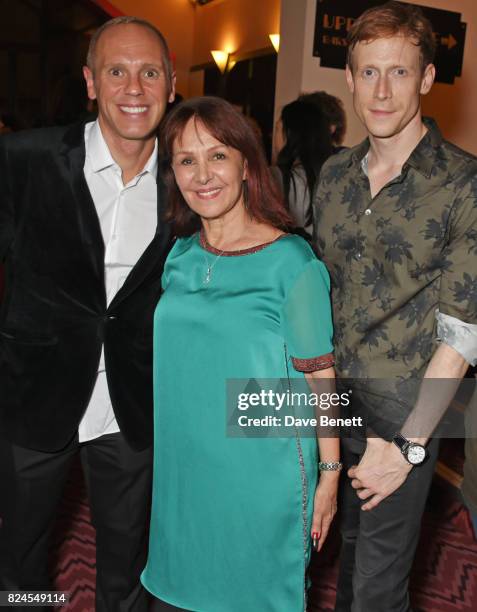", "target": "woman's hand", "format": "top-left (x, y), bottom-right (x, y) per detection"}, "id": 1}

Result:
top-left (311, 472), bottom-right (339, 552)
